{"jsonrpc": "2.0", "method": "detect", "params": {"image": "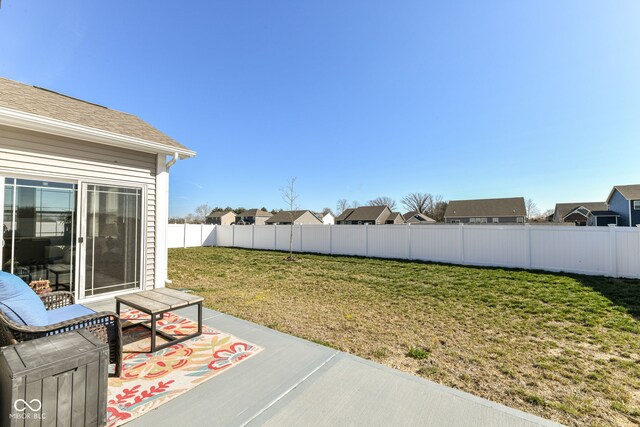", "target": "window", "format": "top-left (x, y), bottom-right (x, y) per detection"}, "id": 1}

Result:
top-left (493, 218), bottom-right (499, 223)
top-left (450, 220), bottom-right (460, 224)
top-left (634, 201), bottom-right (640, 210)
top-left (517, 217), bottom-right (524, 223)
top-left (470, 218), bottom-right (476, 223)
